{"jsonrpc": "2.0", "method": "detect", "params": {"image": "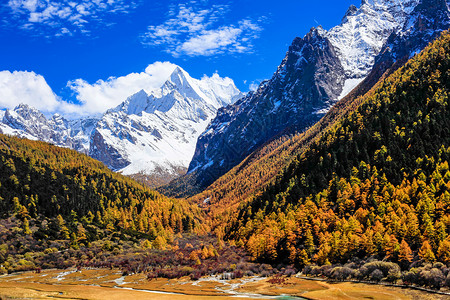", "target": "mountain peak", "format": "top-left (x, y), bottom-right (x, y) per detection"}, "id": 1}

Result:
top-left (108, 89), bottom-right (149, 115)
top-left (361, 0), bottom-right (396, 7)
top-left (168, 66), bottom-right (190, 86)
top-left (124, 89), bottom-right (149, 115)
top-left (14, 103), bottom-right (40, 113)
top-left (159, 65), bottom-right (208, 103)
top-left (327, 0), bottom-right (421, 79)
top-left (342, 4), bottom-right (358, 22)
top-left (10, 103), bottom-right (46, 121)
top-left (306, 26), bottom-right (326, 39)
top-left (171, 65), bottom-right (184, 75)
top-left (50, 113), bottom-right (68, 128)
top-left (135, 89), bottom-right (148, 96)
